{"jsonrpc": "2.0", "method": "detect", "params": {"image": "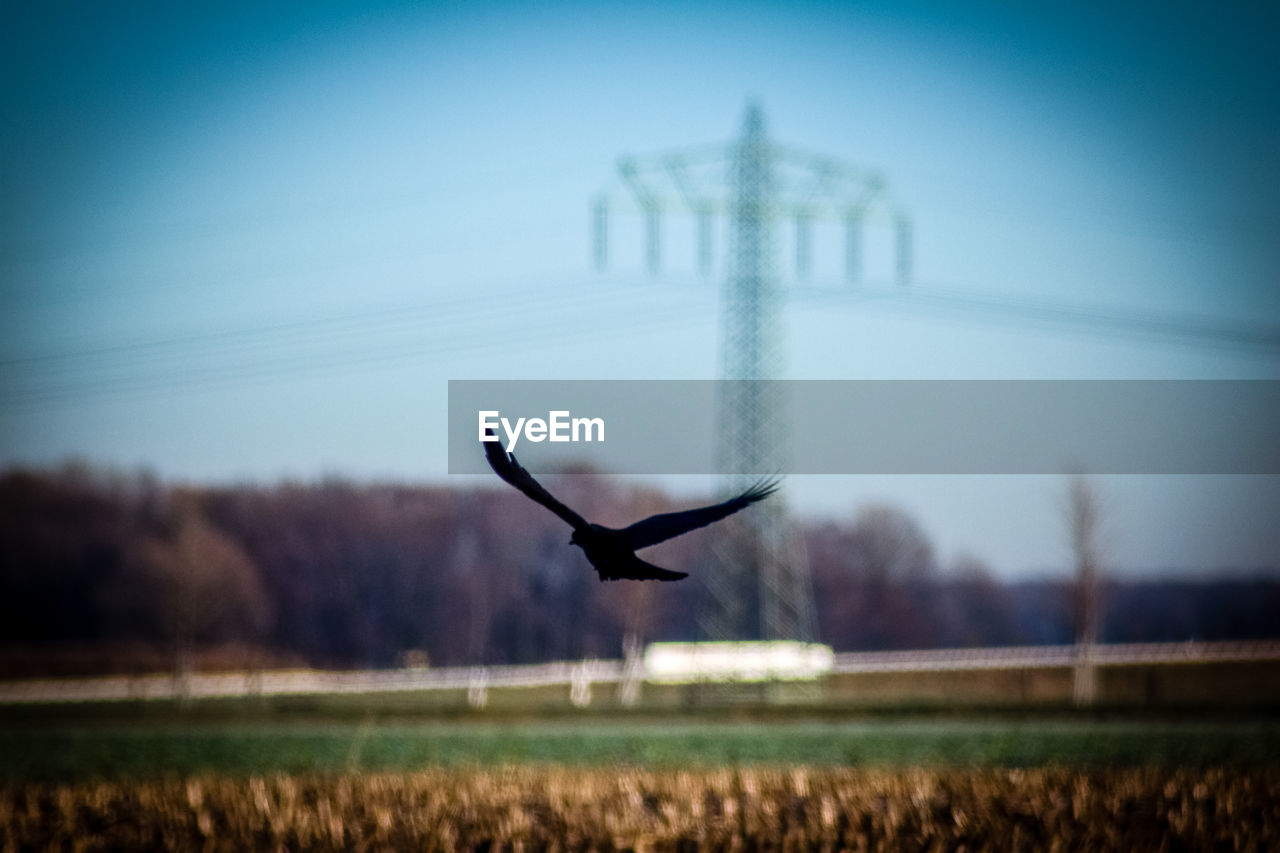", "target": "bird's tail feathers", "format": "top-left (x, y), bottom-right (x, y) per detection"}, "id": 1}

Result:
top-left (644, 565), bottom-right (689, 582)
top-left (602, 557), bottom-right (689, 582)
